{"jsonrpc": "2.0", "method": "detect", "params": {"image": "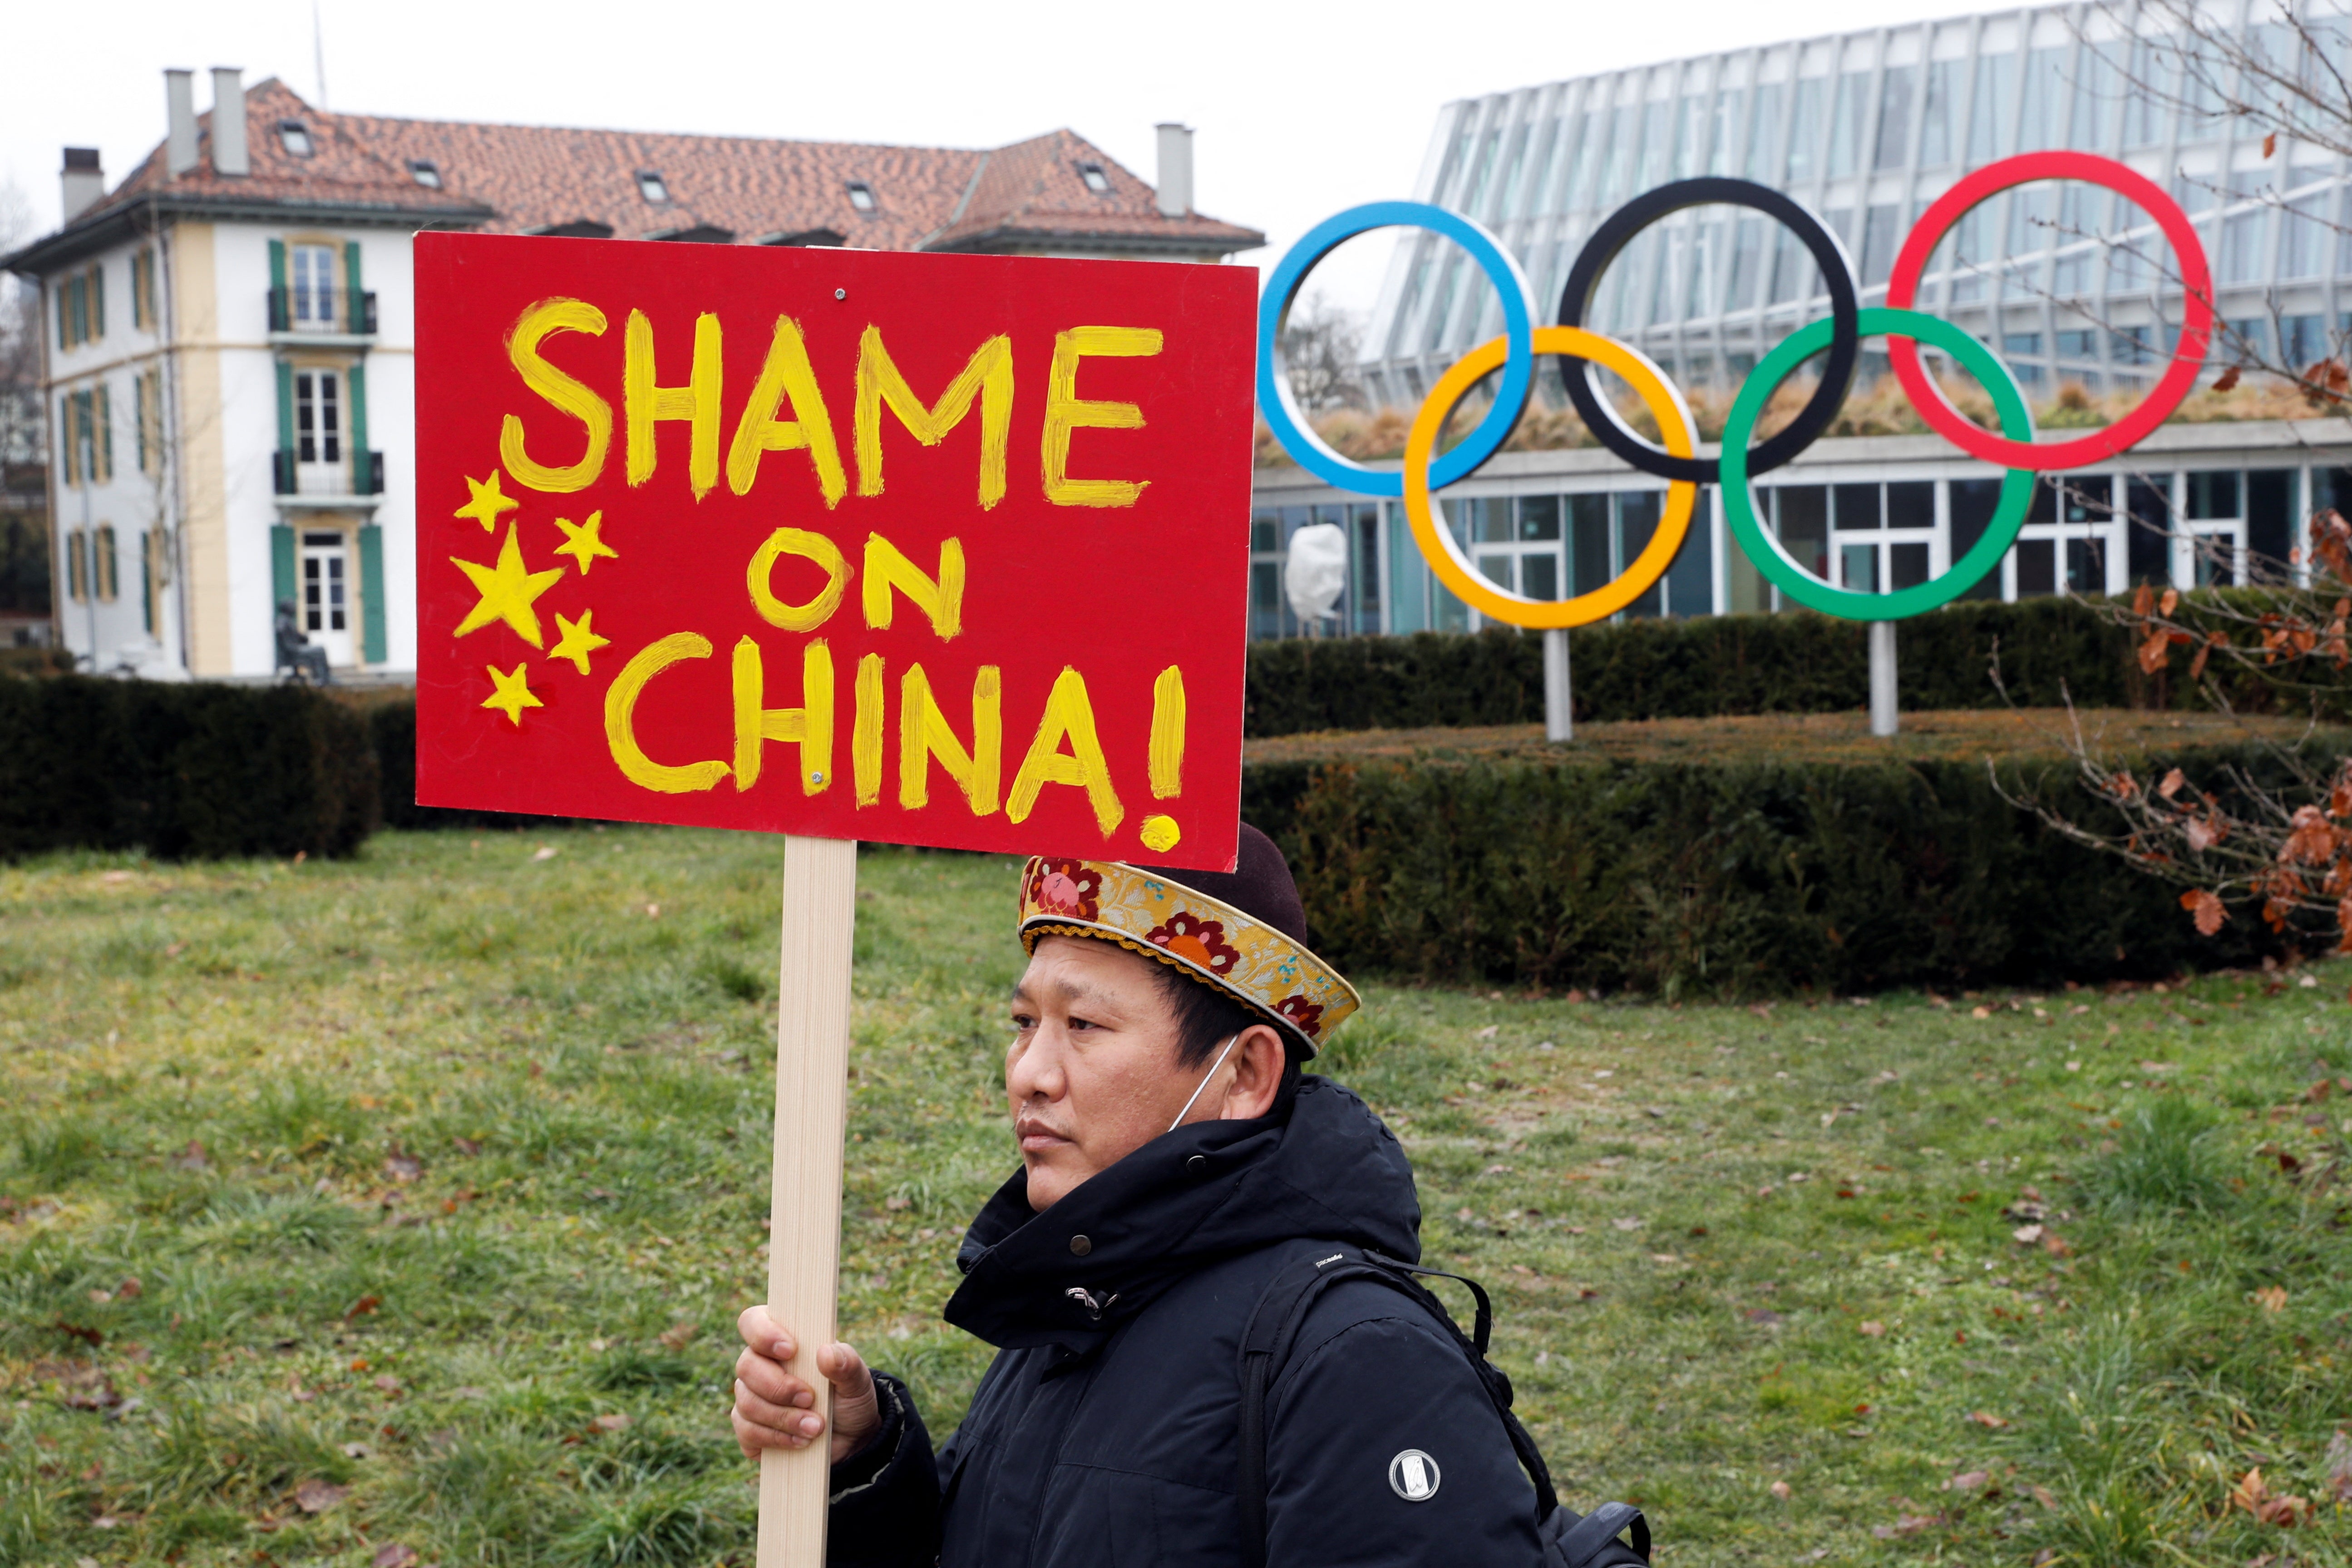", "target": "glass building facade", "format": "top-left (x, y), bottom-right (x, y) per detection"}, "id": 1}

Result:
top-left (1361, 0), bottom-right (2352, 402)
top-left (1251, 1), bottom-right (2352, 641)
